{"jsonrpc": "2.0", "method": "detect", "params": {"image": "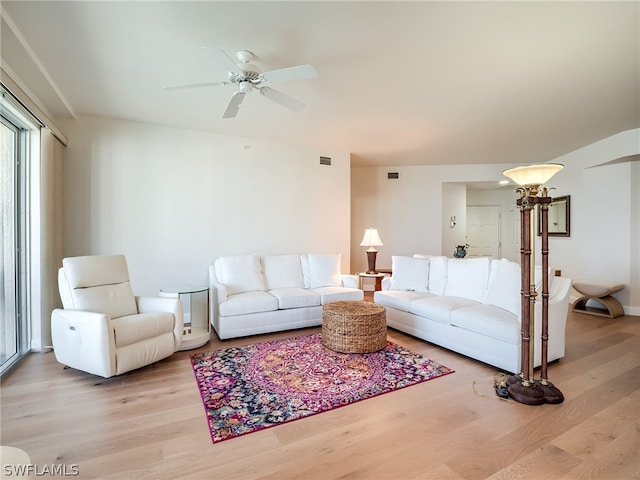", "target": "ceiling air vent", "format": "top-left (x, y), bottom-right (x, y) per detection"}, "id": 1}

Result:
top-left (387, 172), bottom-right (399, 179)
top-left (319, 156), bottom-right (332, 166)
